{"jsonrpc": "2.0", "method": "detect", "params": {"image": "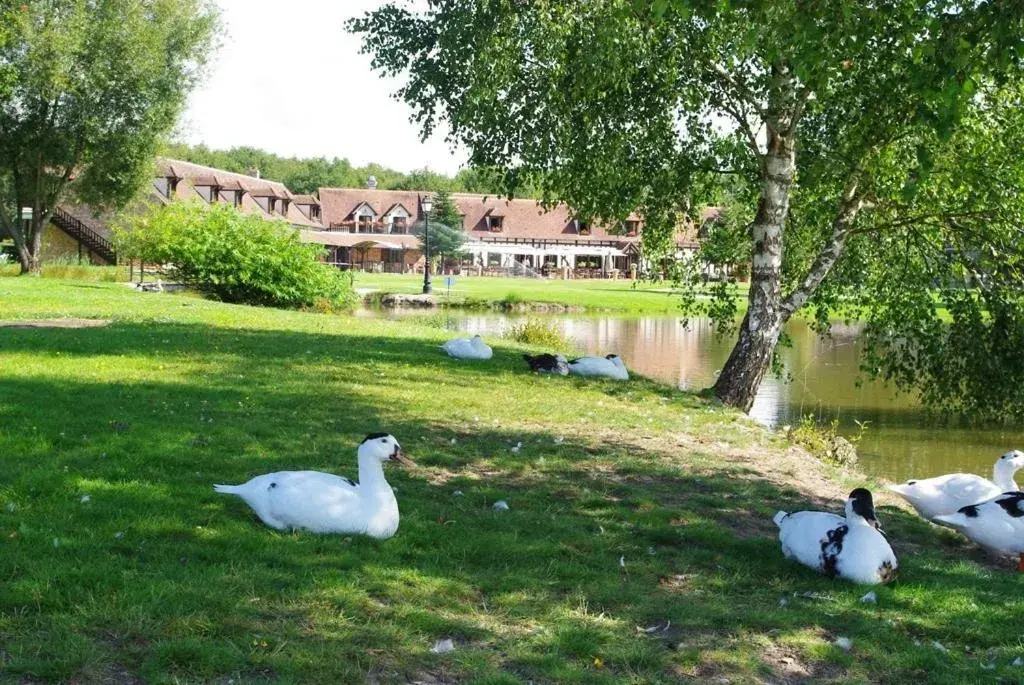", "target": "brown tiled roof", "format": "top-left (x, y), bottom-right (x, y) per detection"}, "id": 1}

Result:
top-left (317, 188), bottom-right (702, 248)
top-left (292, 194), bottom-right (319, 205)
